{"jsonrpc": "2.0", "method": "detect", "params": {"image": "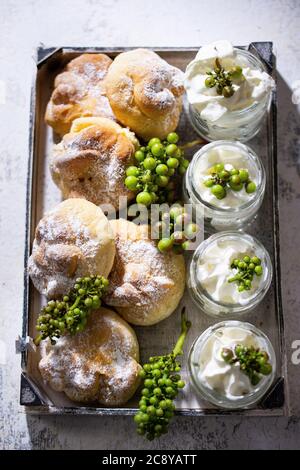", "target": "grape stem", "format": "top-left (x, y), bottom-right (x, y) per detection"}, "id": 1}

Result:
top-left (69, 296), bottom-right (81, 311)
top-left (172, 307), bottom-right (191, 357)
top-left (34, 335), bottom-right (42, 346)
top-left (179, 139), bottom-right (204, 151)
